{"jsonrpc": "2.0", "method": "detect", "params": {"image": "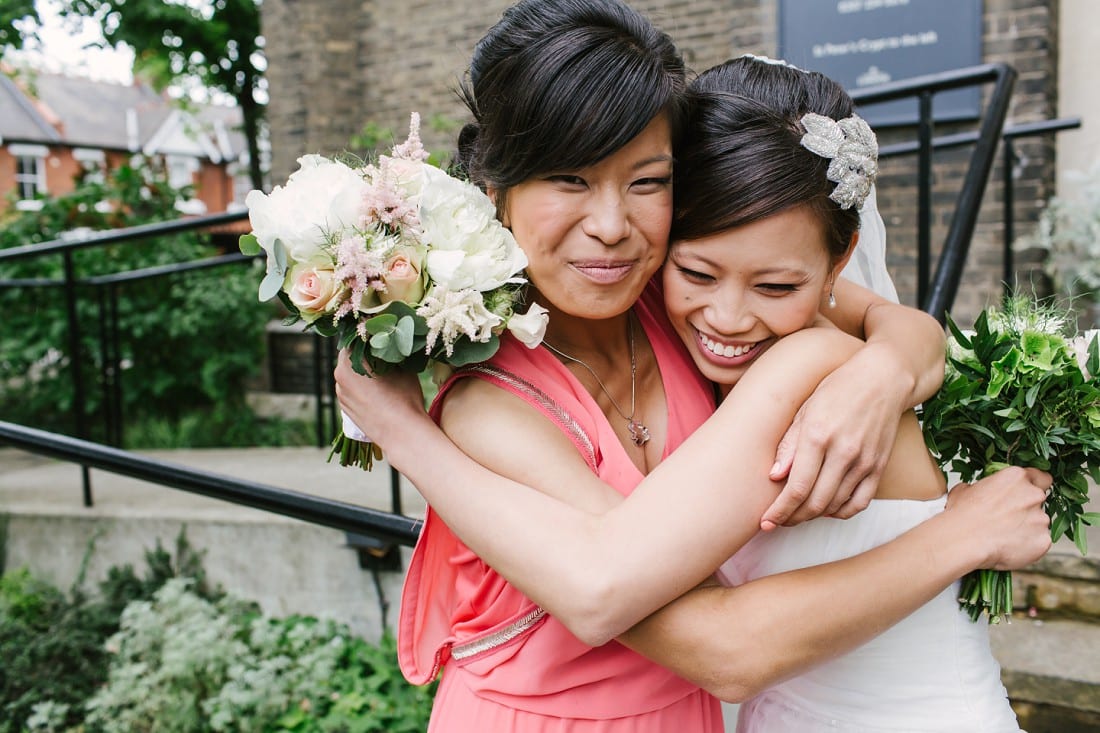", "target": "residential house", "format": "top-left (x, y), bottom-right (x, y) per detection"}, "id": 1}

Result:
top-left (0, 69), bottom-right (250, 219)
